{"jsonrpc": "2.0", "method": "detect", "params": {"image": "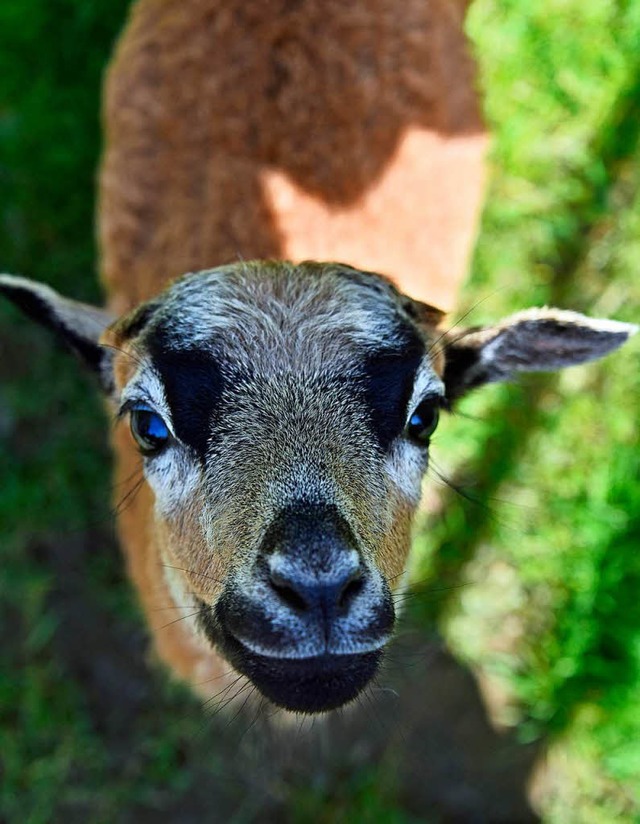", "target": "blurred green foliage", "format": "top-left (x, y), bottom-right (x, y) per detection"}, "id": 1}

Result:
top-left (413, 1), bottom-right (640, 819)
top-left (0, 0), bottom-right (639, 821)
